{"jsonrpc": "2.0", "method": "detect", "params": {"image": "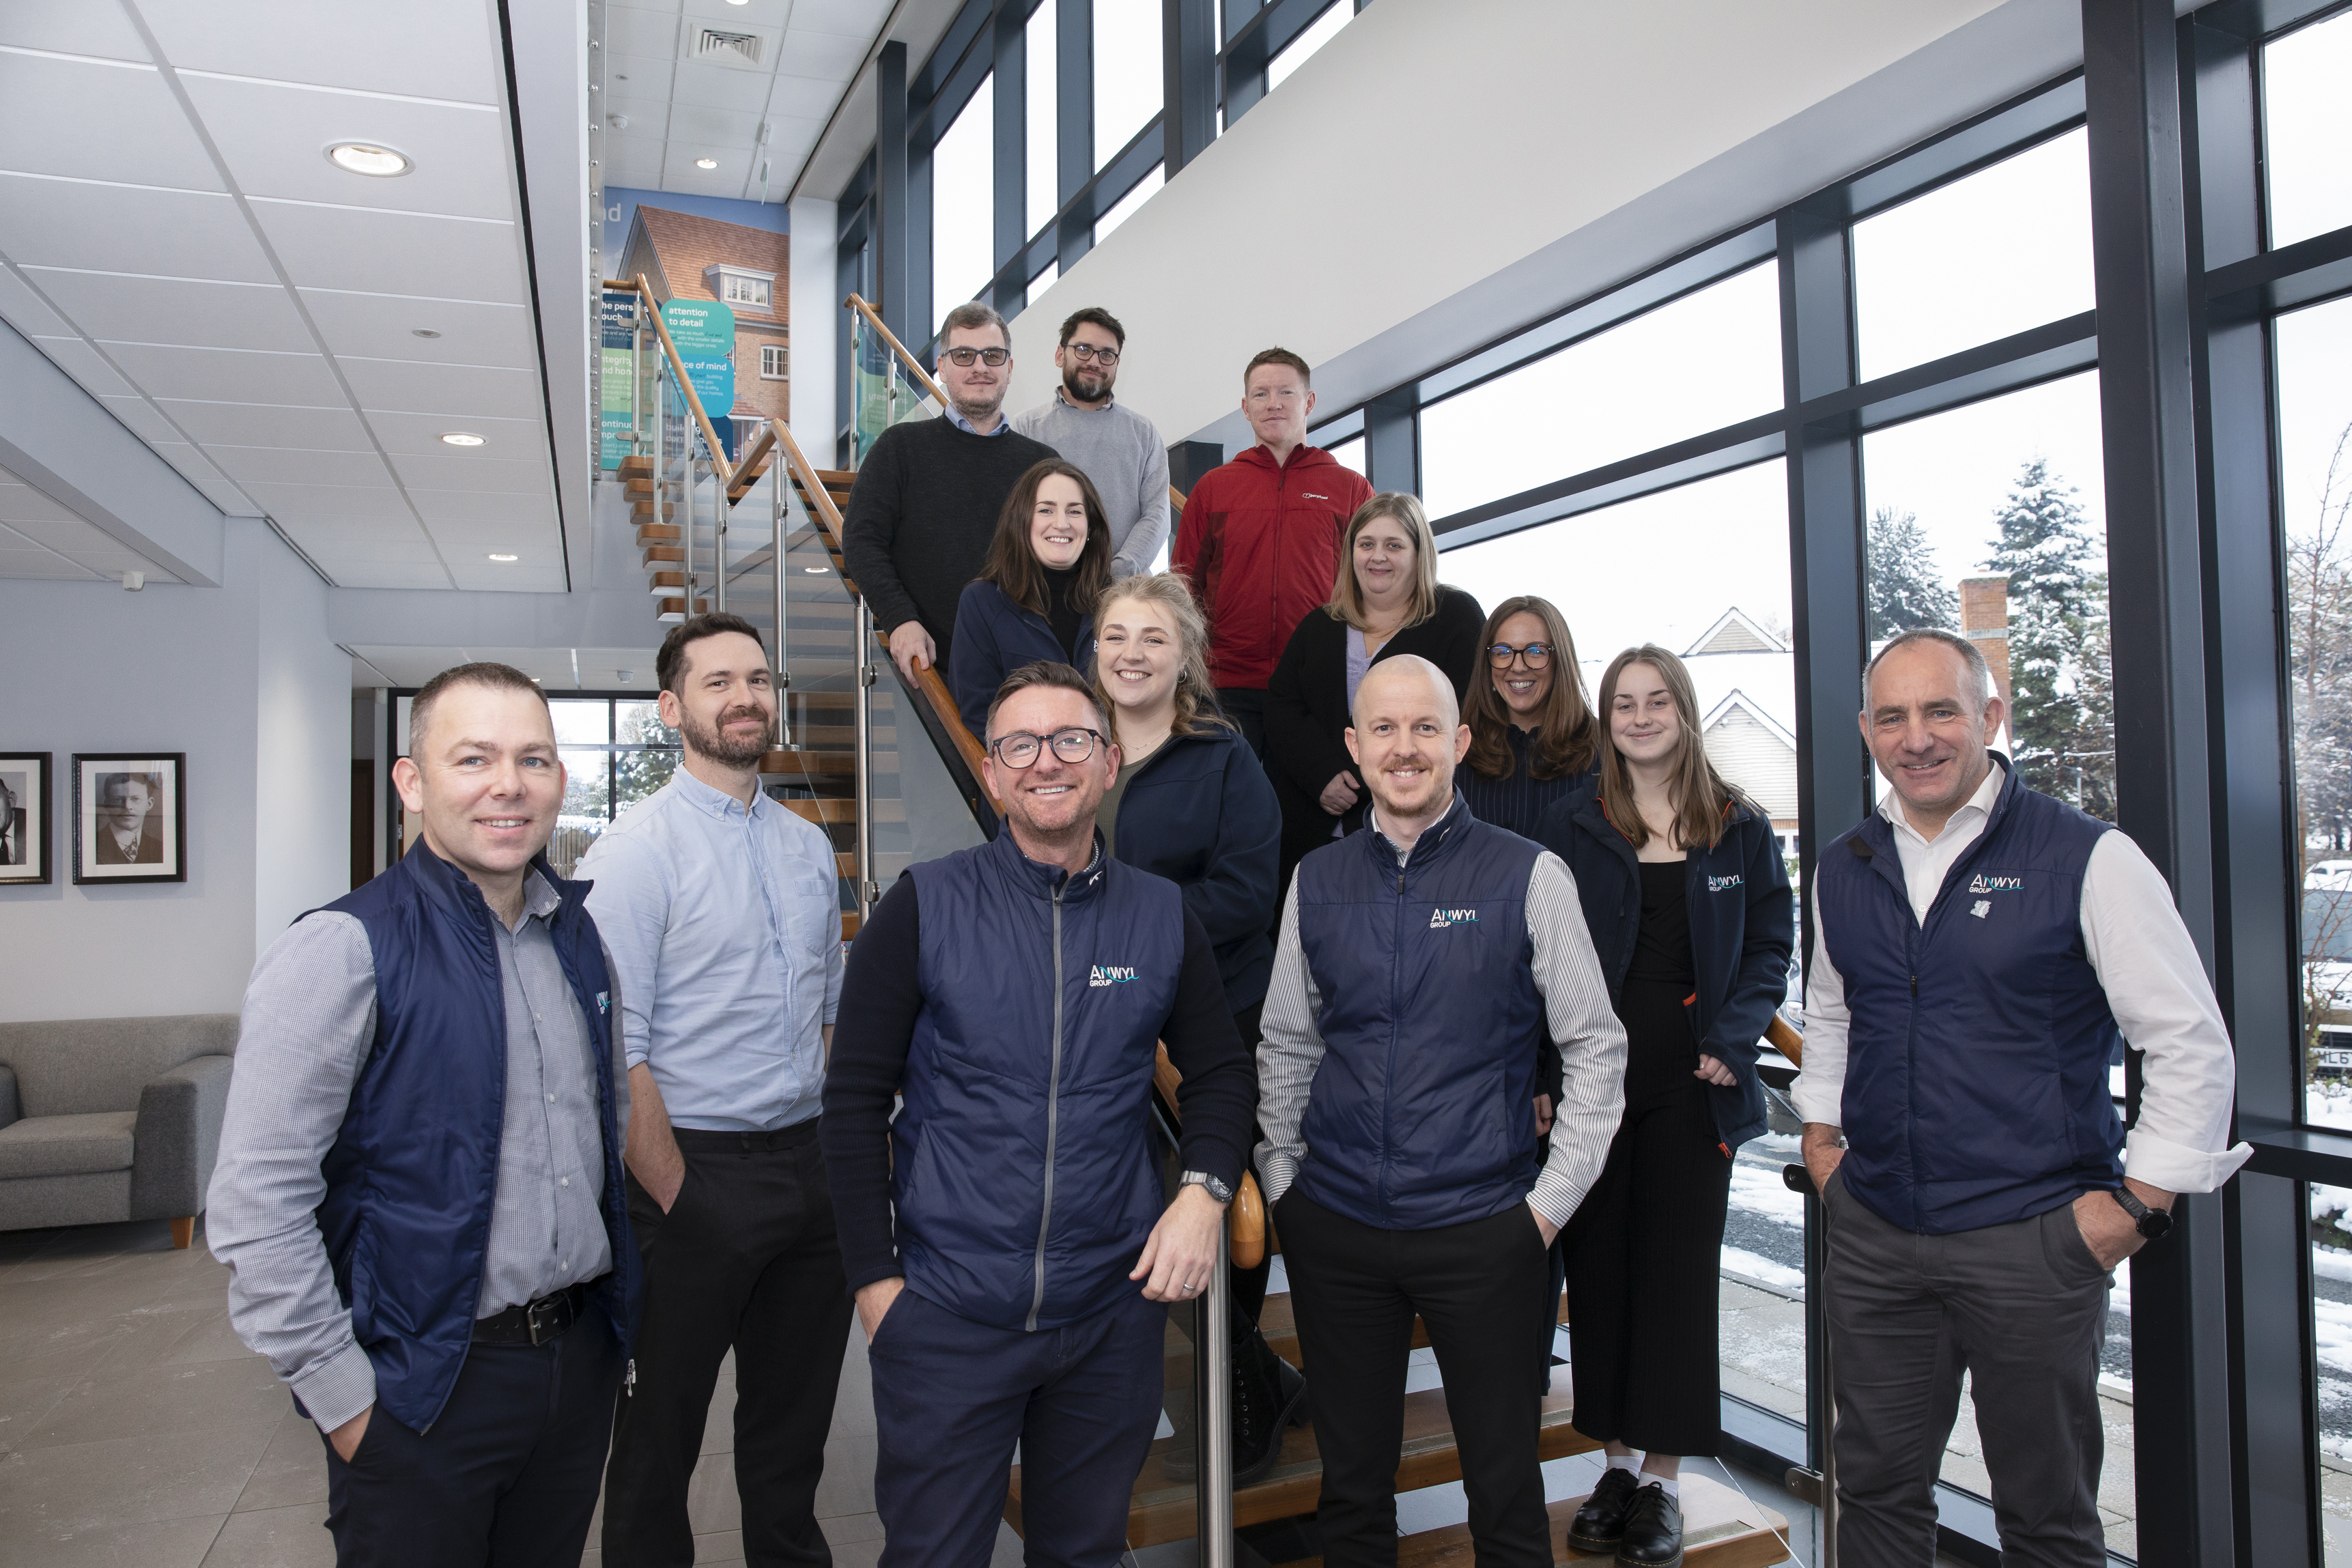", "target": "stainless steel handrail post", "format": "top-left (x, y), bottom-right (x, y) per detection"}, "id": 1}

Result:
top-left (772, 452), bottom-right (789, 700)
top-left (853, 599), bottom-right (876, 927)
top-left (713, 455), bottom-right (727, 617)
top-left (1195, 1226), bottom-right (1234, 1566)
top-left (649, 358), bottom-right (665, 598)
